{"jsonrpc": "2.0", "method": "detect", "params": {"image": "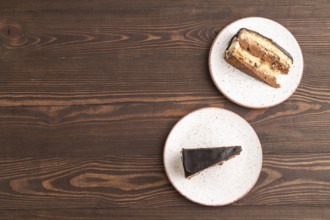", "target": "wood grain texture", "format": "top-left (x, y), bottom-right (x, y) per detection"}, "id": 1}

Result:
top-left (1, 206), bottom-right (330, 220)
top-left (0, 0), bottom-right (329, 218)
top-left (0, 154), bottom-right (329, 208)
top-left (0, 96), bottom-right (329, 157)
